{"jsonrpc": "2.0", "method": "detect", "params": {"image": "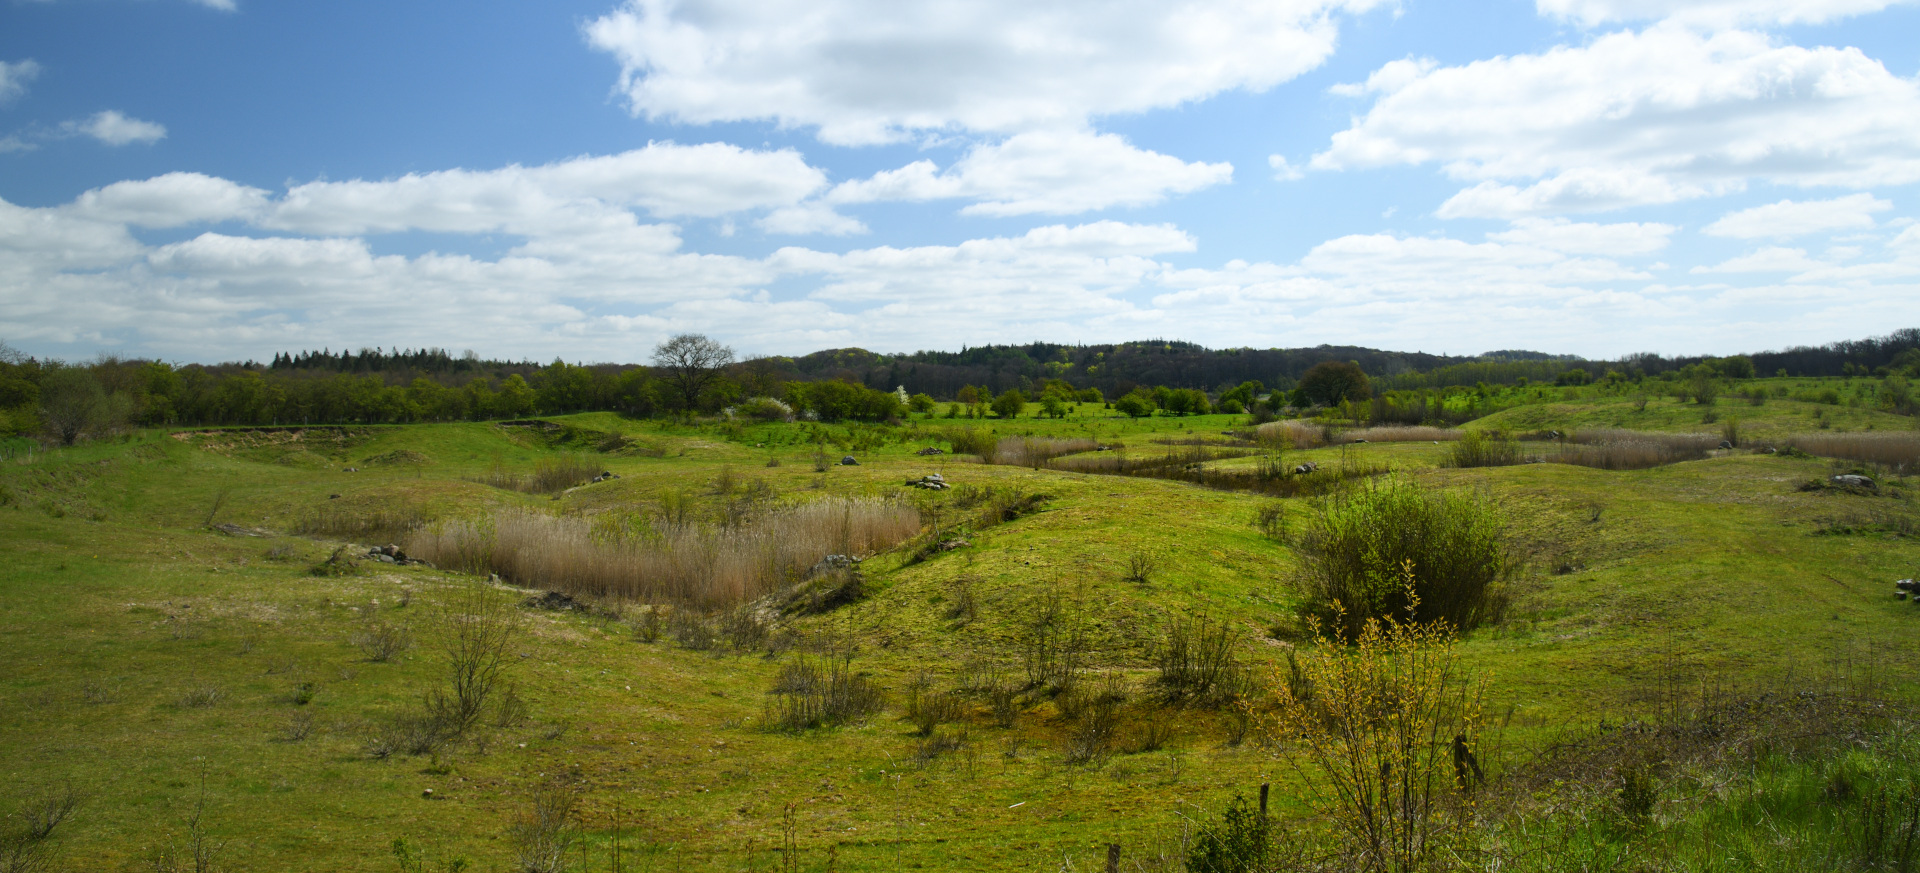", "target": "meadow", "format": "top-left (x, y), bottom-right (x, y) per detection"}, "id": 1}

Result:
top-left (2, 381), bottom-right (1919, 872)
